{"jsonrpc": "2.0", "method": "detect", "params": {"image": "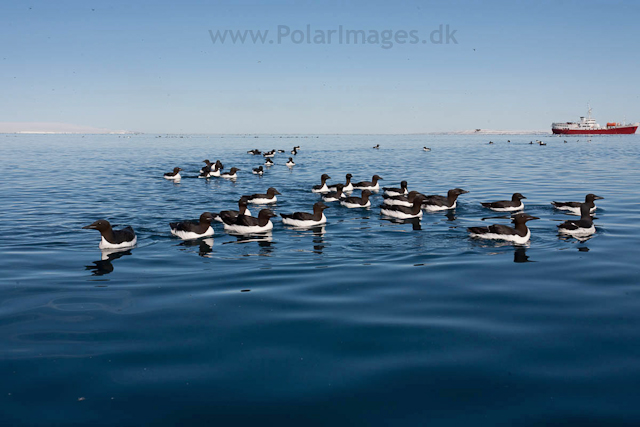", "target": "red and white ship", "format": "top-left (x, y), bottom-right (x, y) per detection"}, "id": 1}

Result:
top-left (552, 106), bottom-right (638, 135)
